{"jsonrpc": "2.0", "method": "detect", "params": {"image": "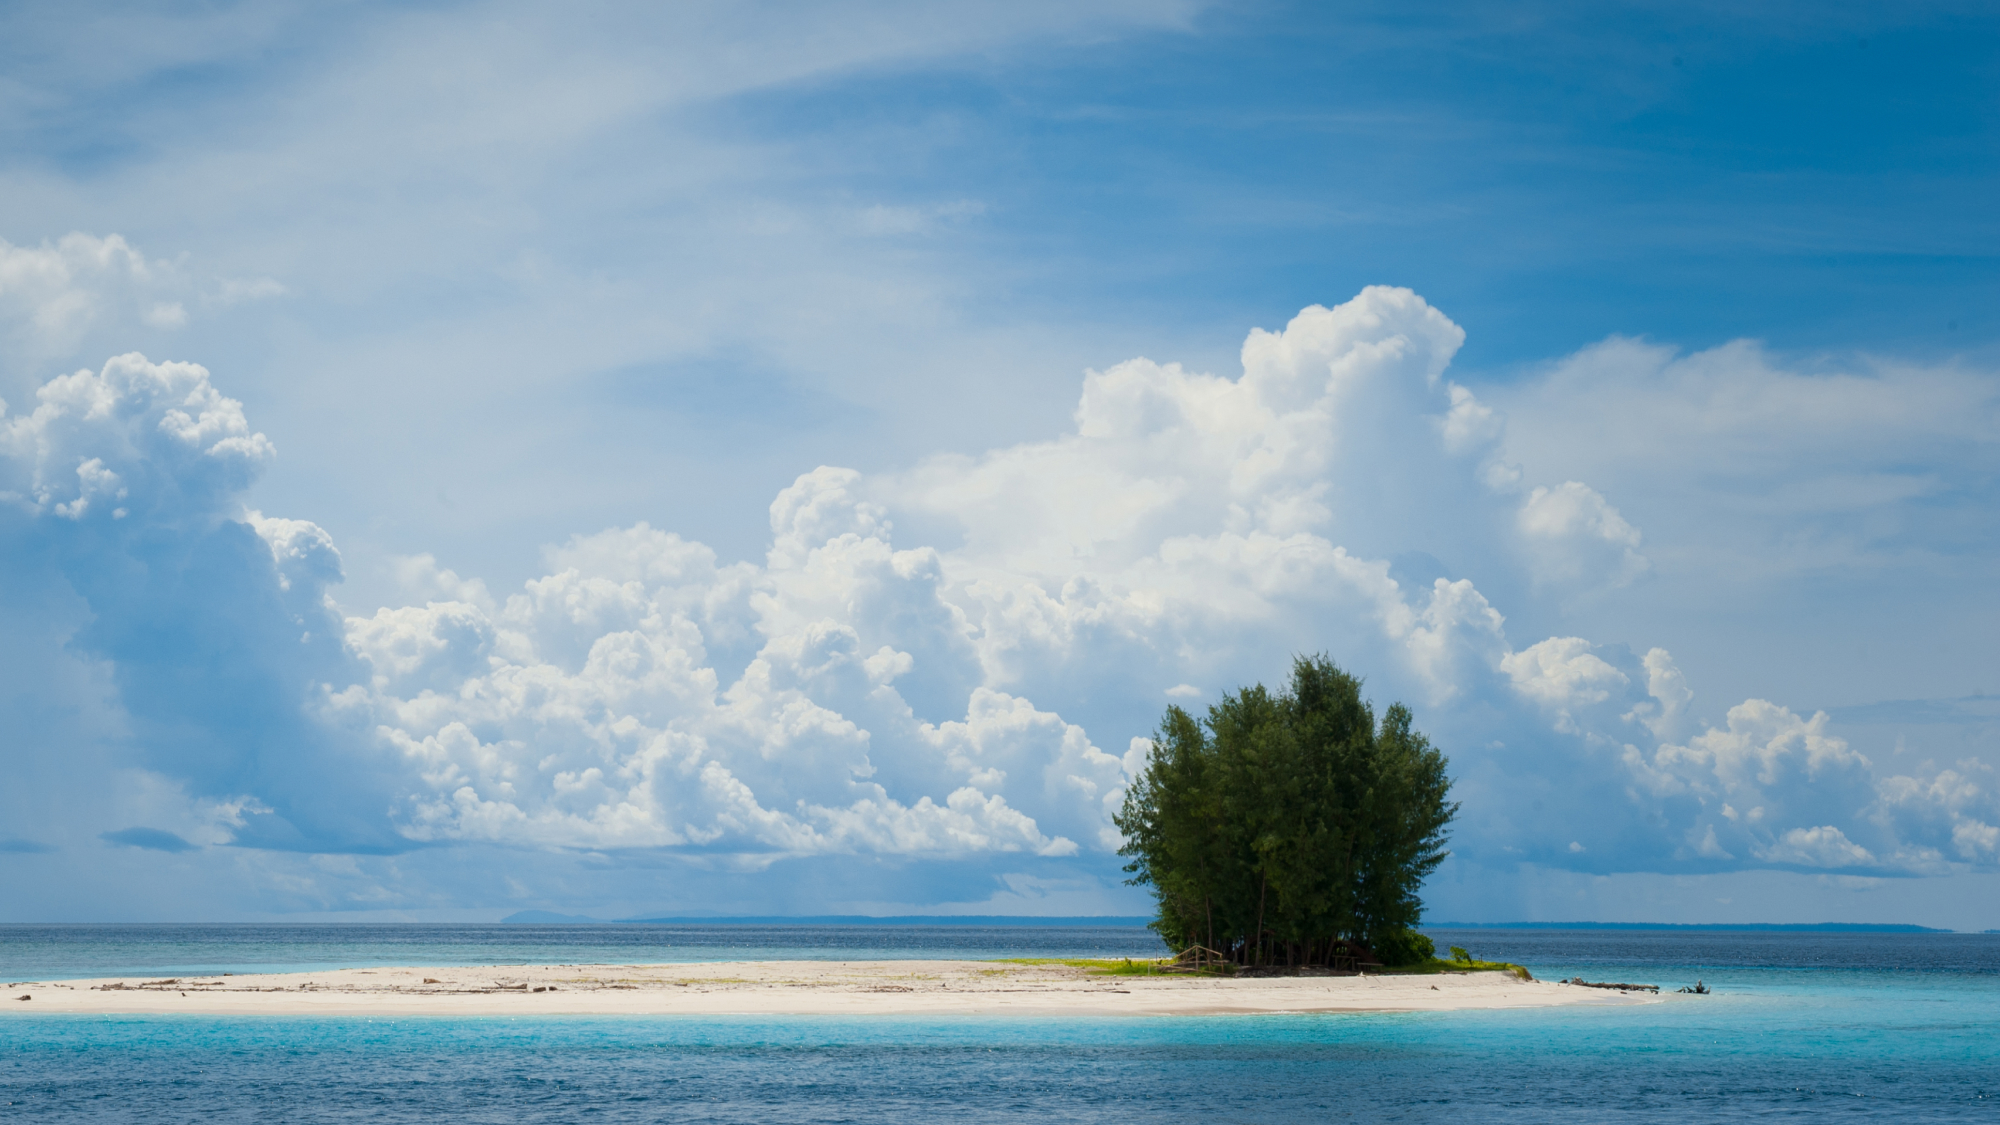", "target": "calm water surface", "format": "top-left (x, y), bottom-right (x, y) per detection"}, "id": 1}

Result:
top-left (1, 926), bottom-right (1994, 1122)
top-left (0, 923), bottom-right (1170, 980)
